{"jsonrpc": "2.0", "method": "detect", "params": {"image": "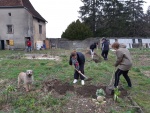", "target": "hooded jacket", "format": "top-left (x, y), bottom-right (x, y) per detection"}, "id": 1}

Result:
top-left (115, 44), bottom-right (132, 71)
